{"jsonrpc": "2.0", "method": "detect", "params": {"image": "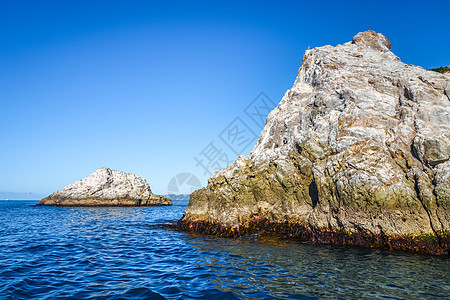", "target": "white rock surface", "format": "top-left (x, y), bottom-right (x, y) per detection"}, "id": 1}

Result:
top-left (38, 167), bottom-right (171, 206)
